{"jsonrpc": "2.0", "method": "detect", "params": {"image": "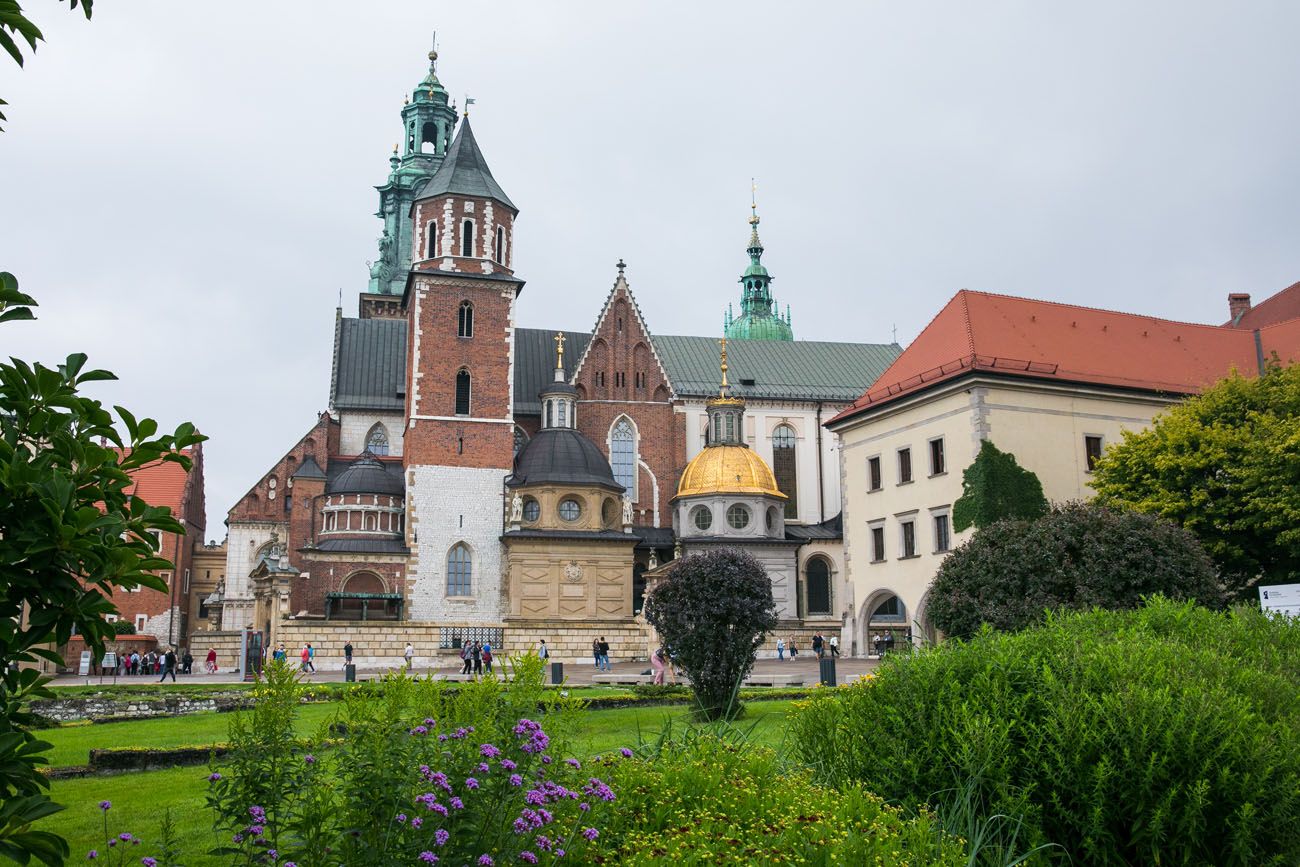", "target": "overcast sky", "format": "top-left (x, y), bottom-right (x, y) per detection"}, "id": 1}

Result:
top-left (3, 2), bottom-right (1298, 532)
